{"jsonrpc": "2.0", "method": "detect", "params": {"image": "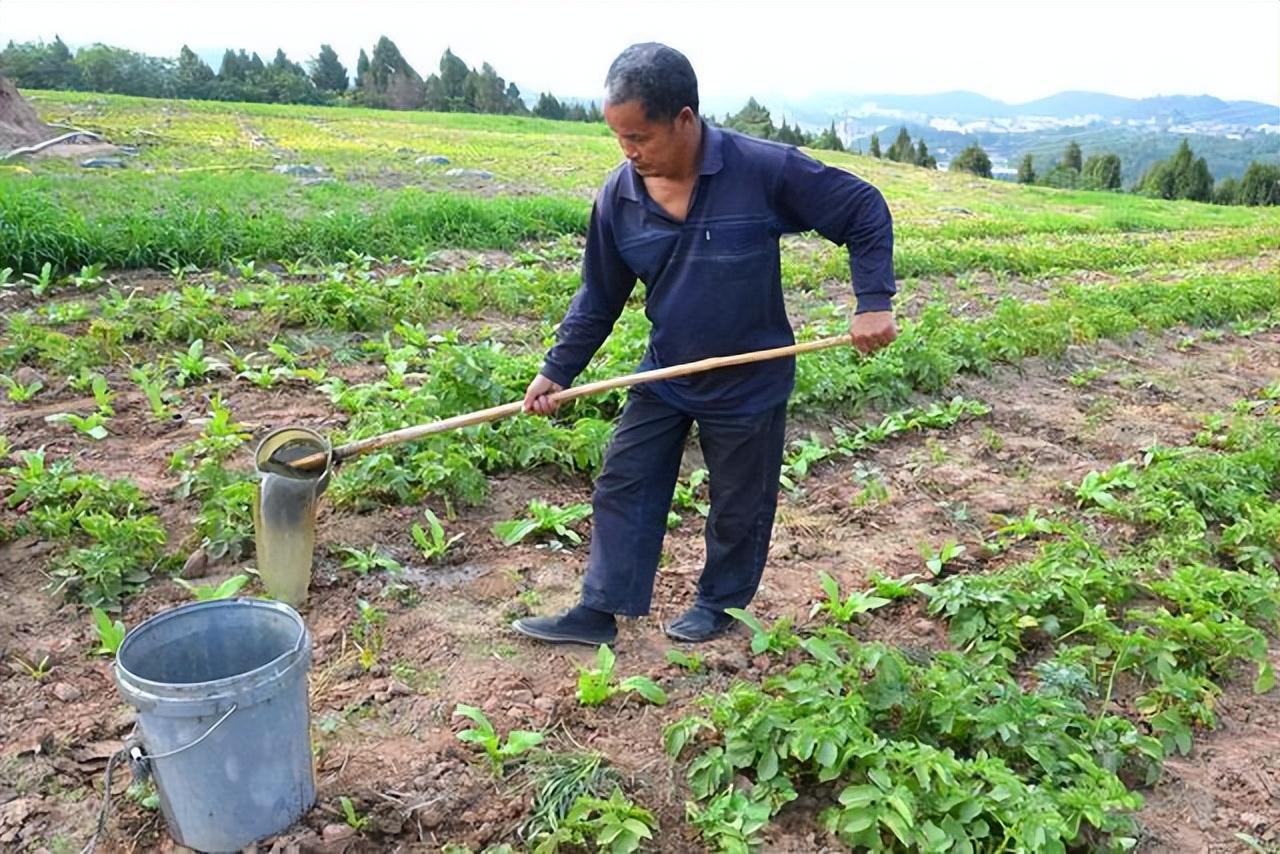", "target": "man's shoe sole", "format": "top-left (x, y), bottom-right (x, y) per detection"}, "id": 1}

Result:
top-left (511, 619), bottom-right (616, 646)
